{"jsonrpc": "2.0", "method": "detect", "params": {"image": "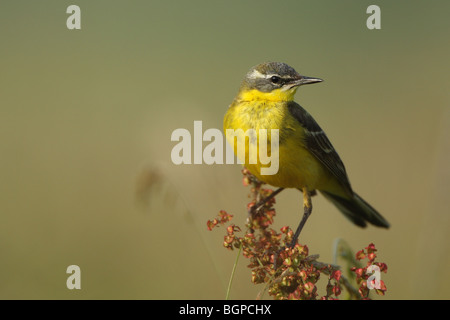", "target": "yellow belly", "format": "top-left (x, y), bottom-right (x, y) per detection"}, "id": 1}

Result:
top-left (224, 100), bottom-right (336, 191)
